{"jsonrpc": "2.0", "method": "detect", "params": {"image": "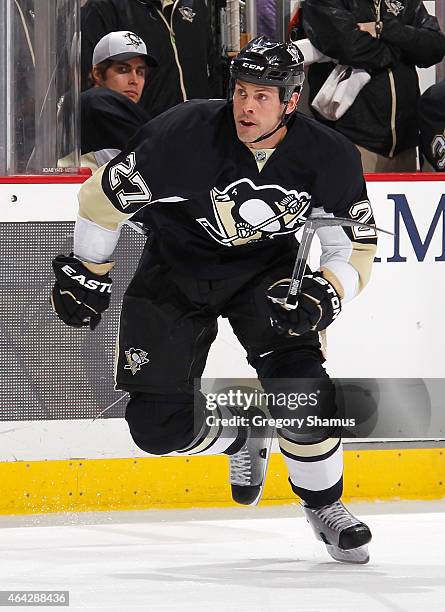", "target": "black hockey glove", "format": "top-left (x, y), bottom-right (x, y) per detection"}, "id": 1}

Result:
top-left (51, 255), bottom-right (114, 330)
top-left (267, 272), bottom-right (342, 336)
